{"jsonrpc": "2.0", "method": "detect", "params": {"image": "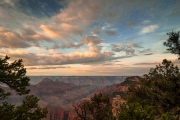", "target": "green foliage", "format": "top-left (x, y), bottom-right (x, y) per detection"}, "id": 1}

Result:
top-left (127, 59), bottom-right (180, 119)
top-left (0, 101), bottom-right (15, 120)
top-left (120, 76), bottom-right (140, 86)
top-left (0, 56), bottom-right (47, 120)
top-left (116, 31), bottom-right (180, 120)
top-left (14, 95), bottom-right (48, 120)
top-left (0, 87), bottom-right (10, 100)
top-left (111, 92), bottom-right (126, 99)
top-left (74, 93), bottom-right (113, 120)
top-left (0, 56), bottom-right (30, 96)
top-left (118, 102), bottom-right (154, 120)
top-left (159, 113), bottom-right (175, 120)
top-left (164, 31), bottom-right (180, 59)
